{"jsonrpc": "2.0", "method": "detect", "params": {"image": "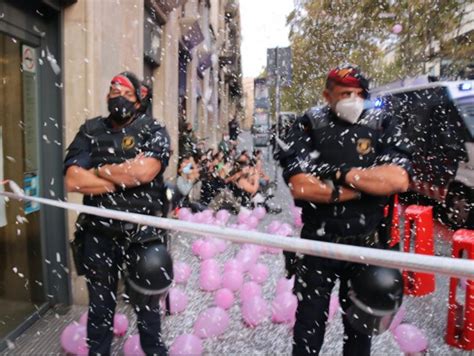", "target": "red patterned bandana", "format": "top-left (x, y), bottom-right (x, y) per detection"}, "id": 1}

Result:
top-left (111, 75), bottom-right (135, 91)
